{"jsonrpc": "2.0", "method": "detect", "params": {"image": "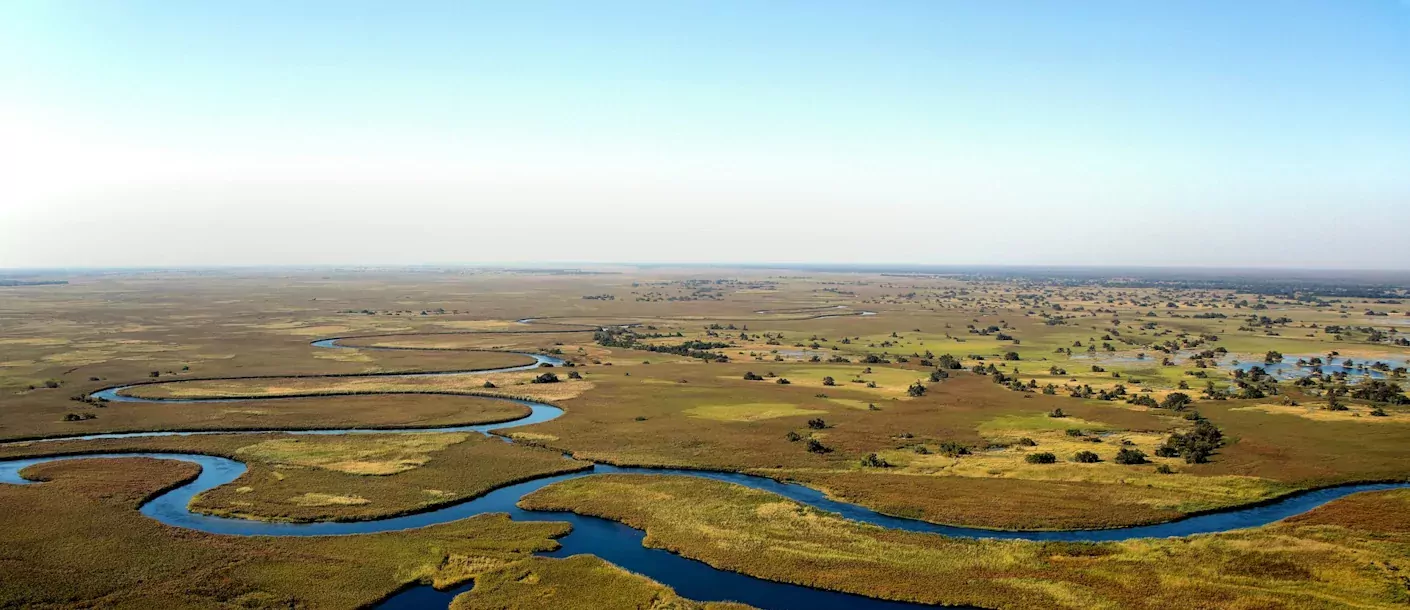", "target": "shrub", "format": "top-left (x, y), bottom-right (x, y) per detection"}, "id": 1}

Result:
top-left (936, 440), bottom-right (971, 457)
top-left (822, 376), bottom-right (836, 386)
top-left (482, 381), bottom-right (497, 388)
top-left (567, 370), bottom-right (583, 380)
top-left (785, 430), bottom-right (802, 442)
top-left (1072, 450), bottom-right (1100, 463)
top-left (907, 381), bottom-right (927, 397)
top-left (805, 438), bottom-right (832, 454)
top-left (1160, 392), bottom-right (1193, 410)
top-left (1065, 428), bottom-right (1084, 437)
top-left (1048, 408), bottom-right (1066, 418)
top-left (859, 453), bottom-right (891, 468)
top-left (531, 372), bottom-right (560, 384)
top-left (743, 371), bottom-right (764, 381)
top-left (1025, 452), bottom-right (1057, 464)
top-left (1017, 437), bottom-right (1038, 447)
top-left (1161, 419), bottom-right (1224, 463)
top-left (1155, 464), bottom-right (1176, 474)
top-left (1114, 448), bottom-right (1148, 464)
top-left (1350, 379), bottom-right (1409, 404)
top-left (807, 418), bottom-right (826, 430)
top-left (776, 377), bottom-right (791, 385)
